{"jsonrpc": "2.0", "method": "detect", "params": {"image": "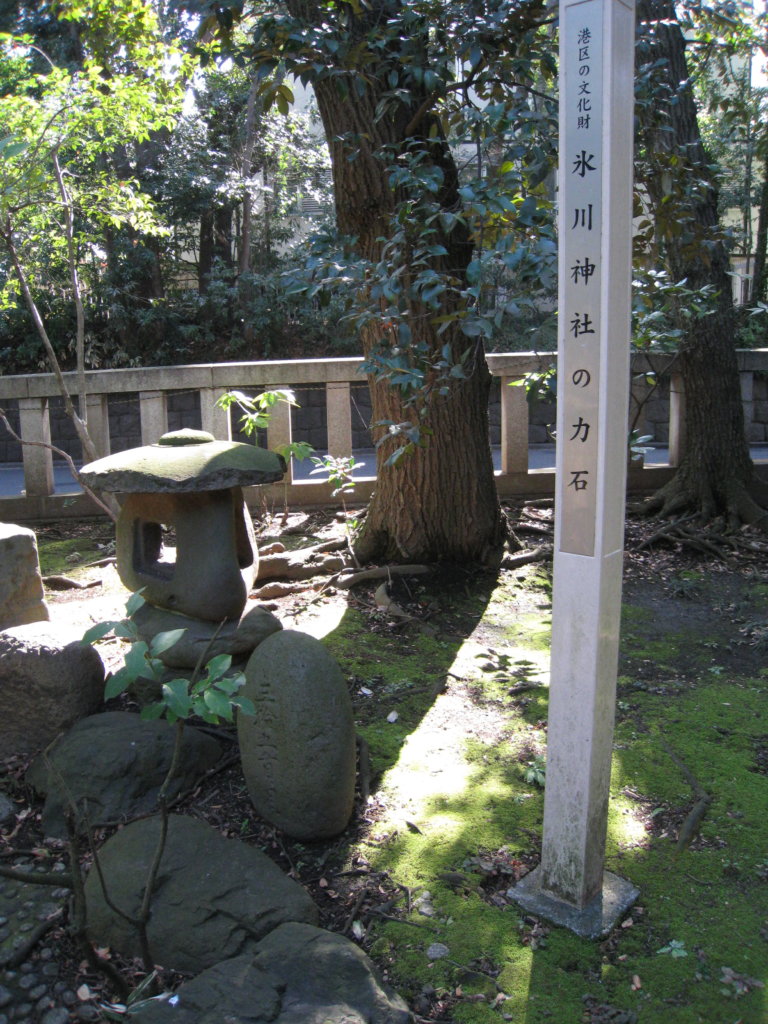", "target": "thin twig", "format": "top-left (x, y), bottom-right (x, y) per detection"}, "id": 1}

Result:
top-left (0, 865), bottom-right (73, 887)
